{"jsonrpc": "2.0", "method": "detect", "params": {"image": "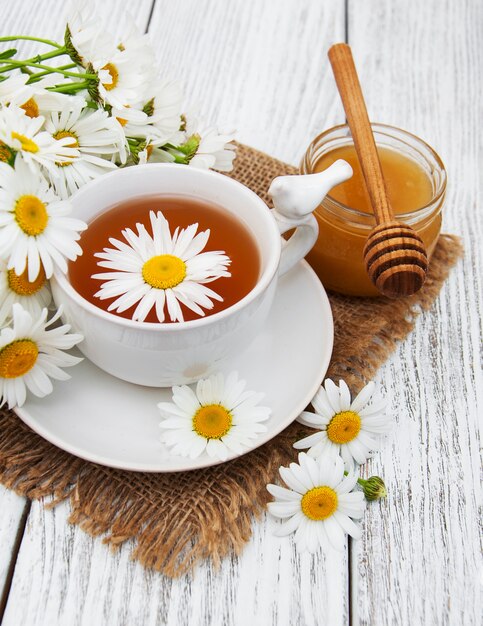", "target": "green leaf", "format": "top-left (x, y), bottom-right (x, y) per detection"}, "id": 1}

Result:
top-left (142, 97), bottom-right (154, 117)
top-left (0, 48), bottom-right (17, 60)
top-left (64, 25), bottom-right (83, 66)
top-left (177, 133), bottom-right (200, 160)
